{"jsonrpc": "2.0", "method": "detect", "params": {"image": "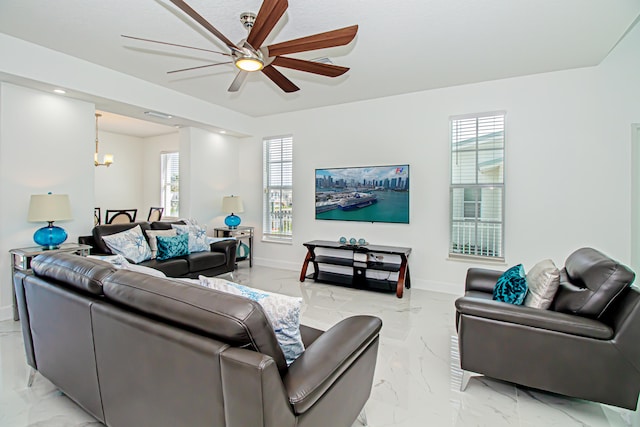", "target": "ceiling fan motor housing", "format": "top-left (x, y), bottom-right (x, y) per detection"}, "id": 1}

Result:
top-left (240, 12), bottom-right (256, 29)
